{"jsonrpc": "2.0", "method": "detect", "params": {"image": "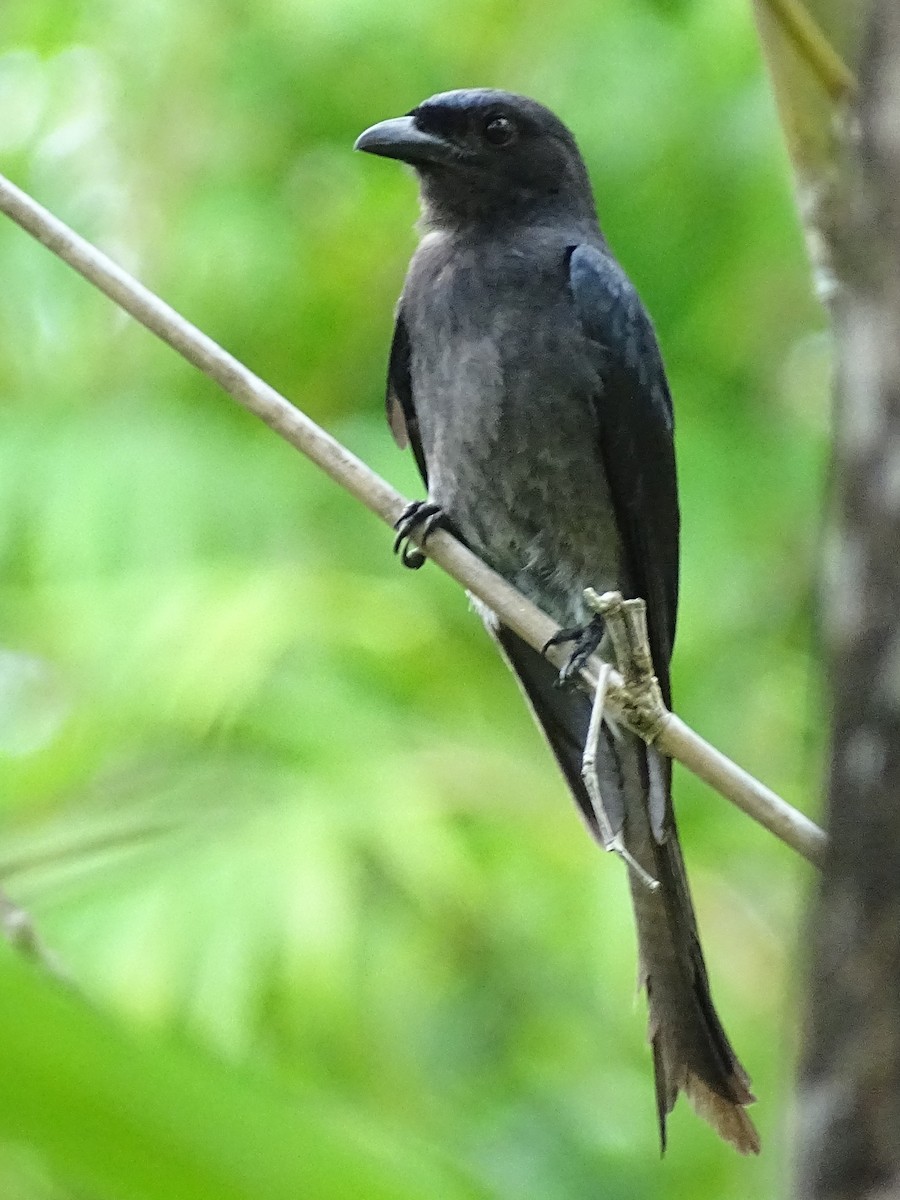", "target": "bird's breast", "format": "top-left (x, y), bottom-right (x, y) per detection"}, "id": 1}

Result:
top-left (405, 240), bottom-right (625, 625)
